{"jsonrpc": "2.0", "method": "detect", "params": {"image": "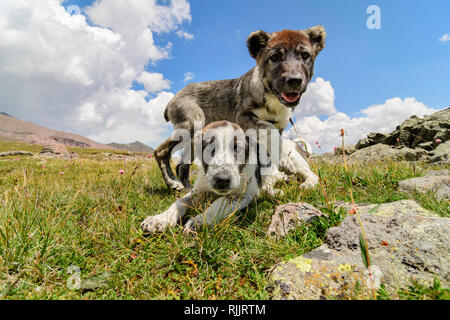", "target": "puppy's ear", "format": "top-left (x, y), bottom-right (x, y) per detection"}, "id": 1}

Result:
top-left (304, 25), bottom-right (326, 56)
top-left (247, 30), bottom-right (270, 59)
